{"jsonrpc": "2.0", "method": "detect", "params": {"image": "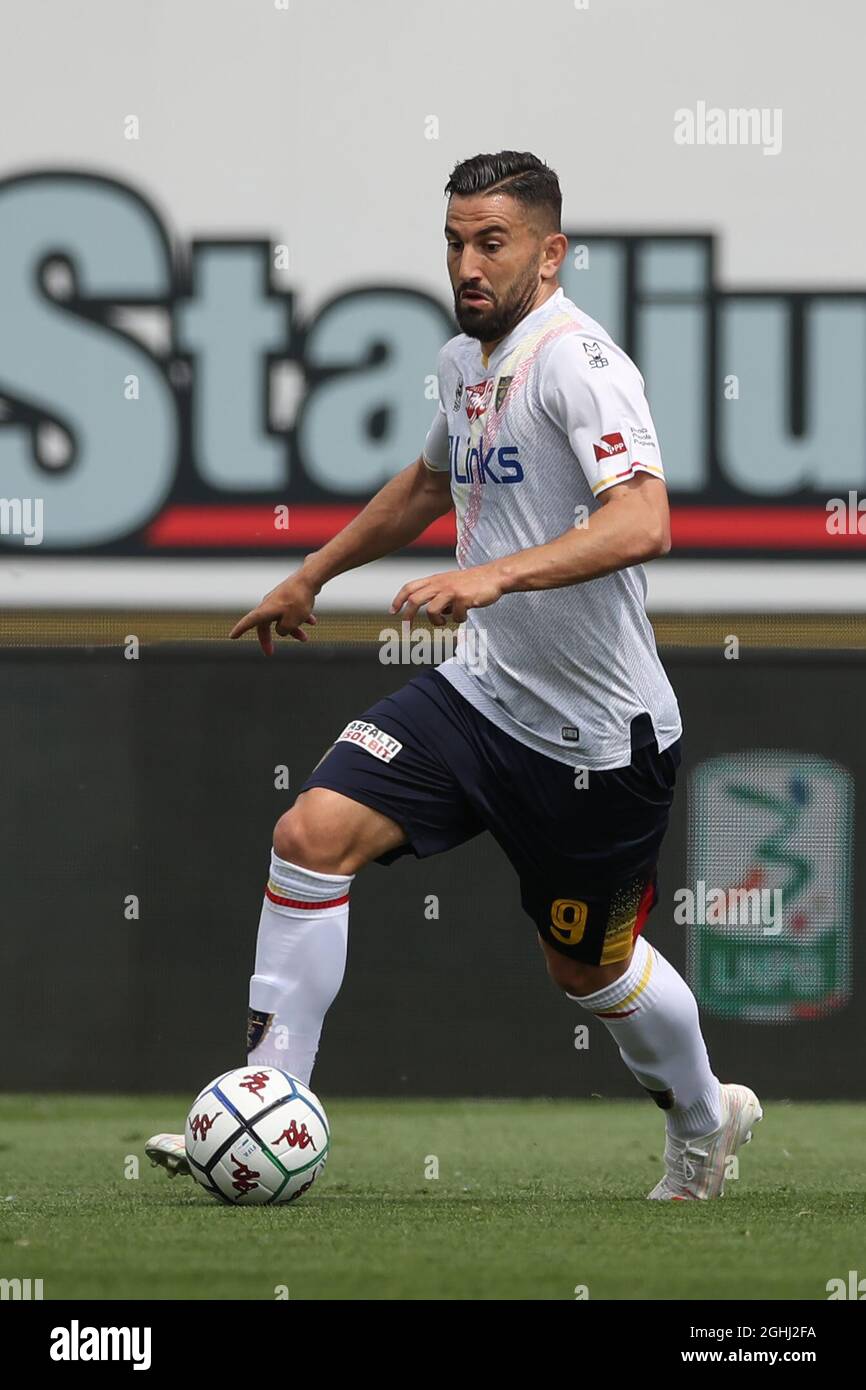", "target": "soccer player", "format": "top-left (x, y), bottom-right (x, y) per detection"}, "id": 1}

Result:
top-left (148, 151), bottom-right (760, 1199)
